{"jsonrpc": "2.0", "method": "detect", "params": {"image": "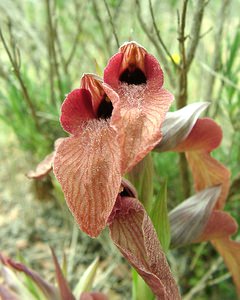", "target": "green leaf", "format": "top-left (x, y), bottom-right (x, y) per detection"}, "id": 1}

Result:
top-left (150, 180), bottom-right (170, 253)
top-left (226, 27), bottom-right (240, 75)
top-left (127, 153), bottom-right (154, 214)
top-left (131, 269), bottom-right (155, 300)
top-left (73, 257), bottom-right (99, 299)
